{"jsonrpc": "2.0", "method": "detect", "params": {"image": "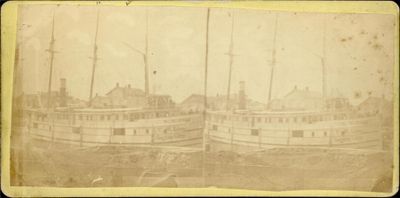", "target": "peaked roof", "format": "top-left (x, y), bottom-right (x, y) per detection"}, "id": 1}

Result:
top-left (179, 94), bottom-right (205, 104)
top-left (358, 96), bottom-right (391, 107)
top-left (106, 85), bottom-right (145, 97)
top-left (283, 87), bottom-right (322, 100)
